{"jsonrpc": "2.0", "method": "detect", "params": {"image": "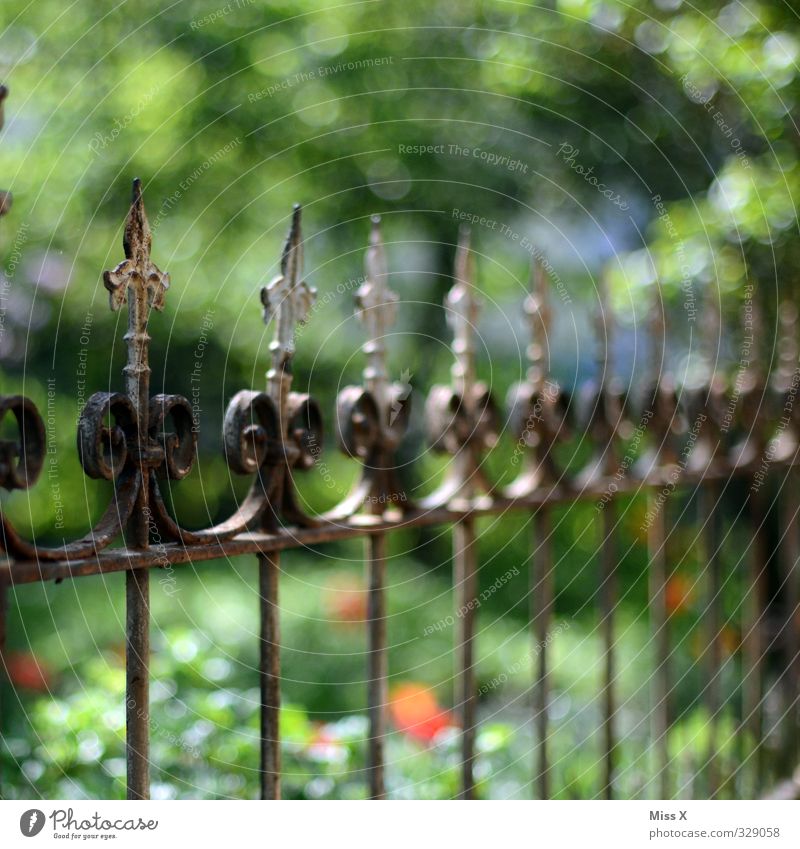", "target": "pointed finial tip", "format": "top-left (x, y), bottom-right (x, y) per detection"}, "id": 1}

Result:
top-left (369, 214), bottom-right (382, 242)
top-left (288, 204), bottom-right (302, 239)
